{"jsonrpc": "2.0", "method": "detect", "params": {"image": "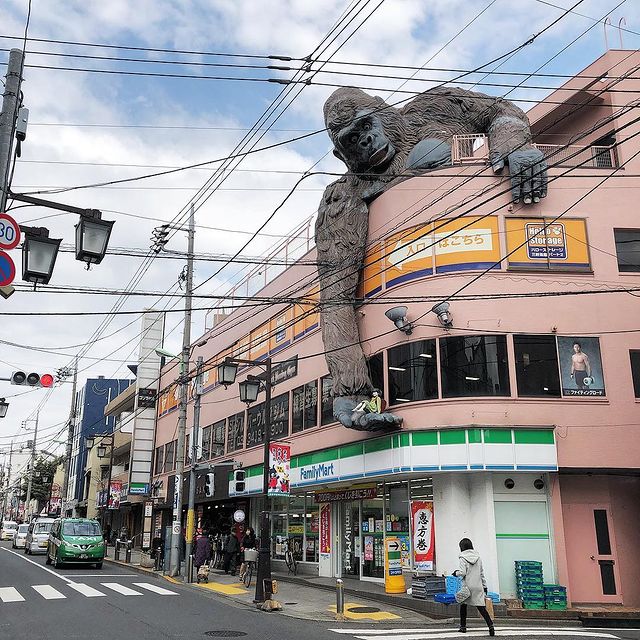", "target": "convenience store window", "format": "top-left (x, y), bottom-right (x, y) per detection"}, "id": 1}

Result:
top-left (388, 339), bottom-right (438, 404)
